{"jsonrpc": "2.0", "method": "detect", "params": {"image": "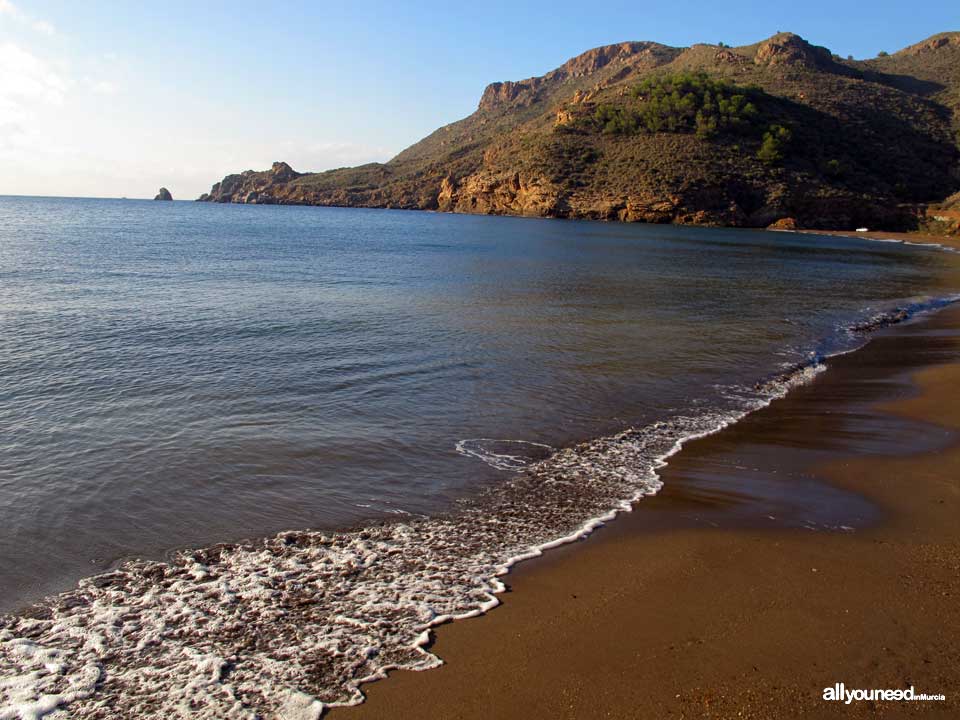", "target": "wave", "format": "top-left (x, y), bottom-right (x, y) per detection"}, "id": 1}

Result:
top-left (0, 293), bottom-right (957, 719)
top-left (454, 439), bottom-right (554, 472)
top-left (845, 294), bottom-right (960, 335)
